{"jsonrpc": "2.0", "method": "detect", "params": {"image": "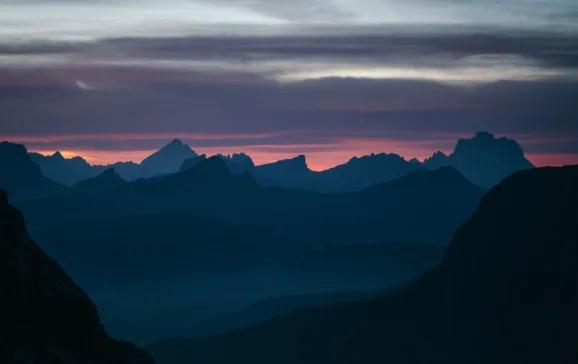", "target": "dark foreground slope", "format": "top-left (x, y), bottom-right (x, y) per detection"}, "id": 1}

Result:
top-left (147, 166), bottom-right (578, 364)
top-left (0, 191), bottom-right (155, 364)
